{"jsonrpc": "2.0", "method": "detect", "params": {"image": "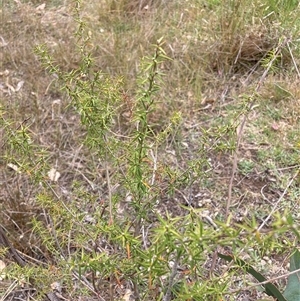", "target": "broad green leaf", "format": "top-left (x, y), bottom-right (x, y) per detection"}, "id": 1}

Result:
top-left (283, 249), bottom-right (300, 301)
